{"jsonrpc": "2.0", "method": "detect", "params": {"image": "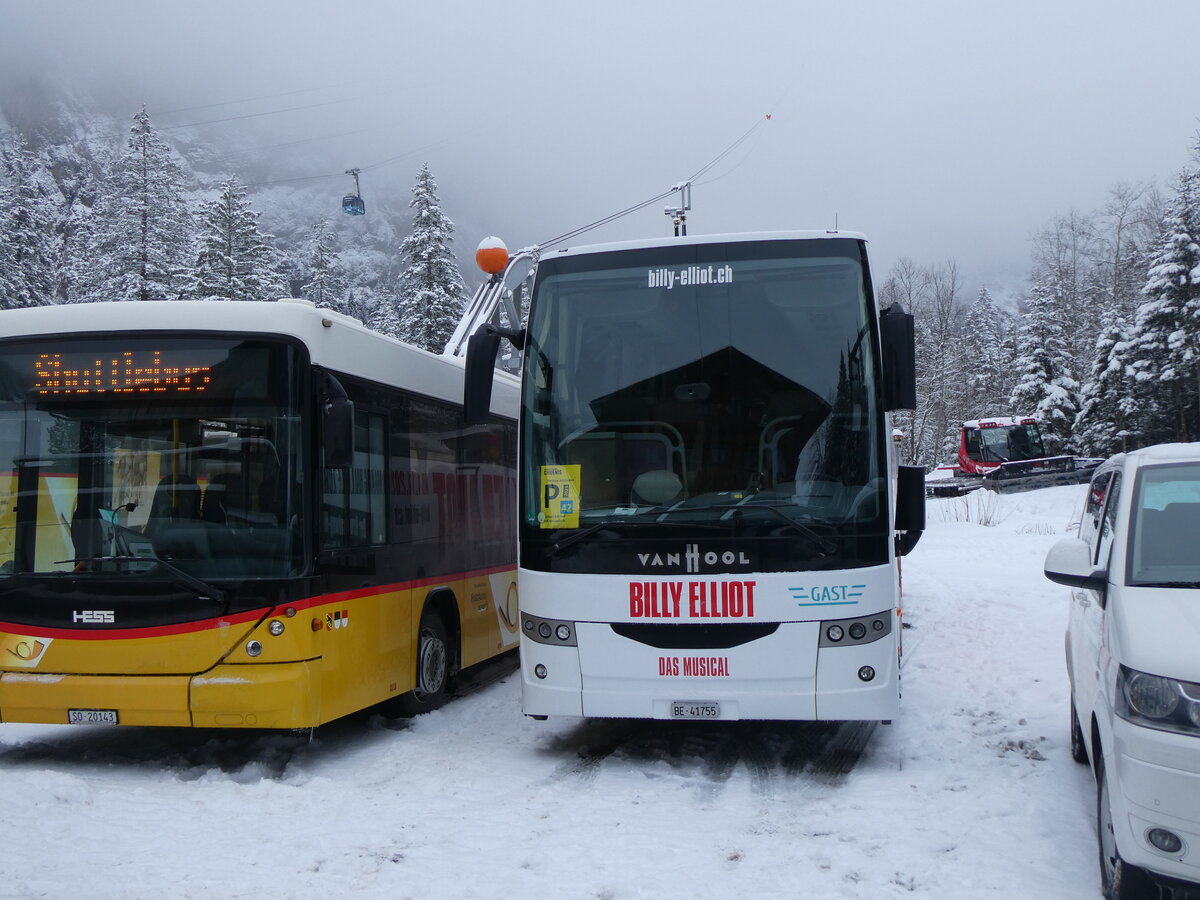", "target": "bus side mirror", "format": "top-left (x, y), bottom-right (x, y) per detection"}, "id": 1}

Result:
top-left (894, 464), bottom-right (925, 556)
top-left (880, 304), bottom-right (916, 412)
top-left (464, 326), bottom-right (525, 426)
top-left (321, 373), bottom-right (354, 468)
top-left (464, 329), bottom-right (503, 426)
